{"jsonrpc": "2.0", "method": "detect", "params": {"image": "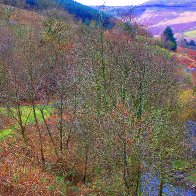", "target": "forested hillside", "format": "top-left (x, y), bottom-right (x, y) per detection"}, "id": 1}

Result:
top-left (0, 0), bottom-right (114, 27)
top-left (0, 1), bottom-right (195, 195)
